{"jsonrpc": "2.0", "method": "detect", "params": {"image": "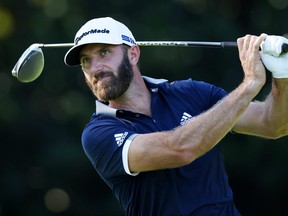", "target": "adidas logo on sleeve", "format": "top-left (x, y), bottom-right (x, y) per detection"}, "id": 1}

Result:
top-left (114, 132), bottom-right (128, 146)
top-left (180, 112), bottom-right (193, 125)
